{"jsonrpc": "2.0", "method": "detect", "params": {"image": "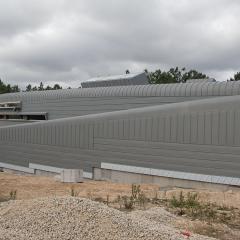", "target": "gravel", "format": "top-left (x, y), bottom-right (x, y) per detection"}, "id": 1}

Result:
top-left (0, 196), bottom-right (216, 240)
